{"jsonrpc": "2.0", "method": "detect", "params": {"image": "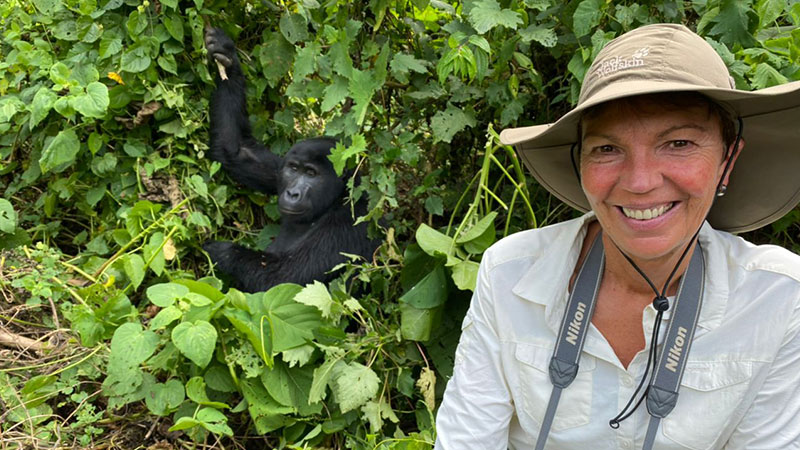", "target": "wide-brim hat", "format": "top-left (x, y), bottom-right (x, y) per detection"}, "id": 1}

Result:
top-left (500, 23), bottom-right (800, 233)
